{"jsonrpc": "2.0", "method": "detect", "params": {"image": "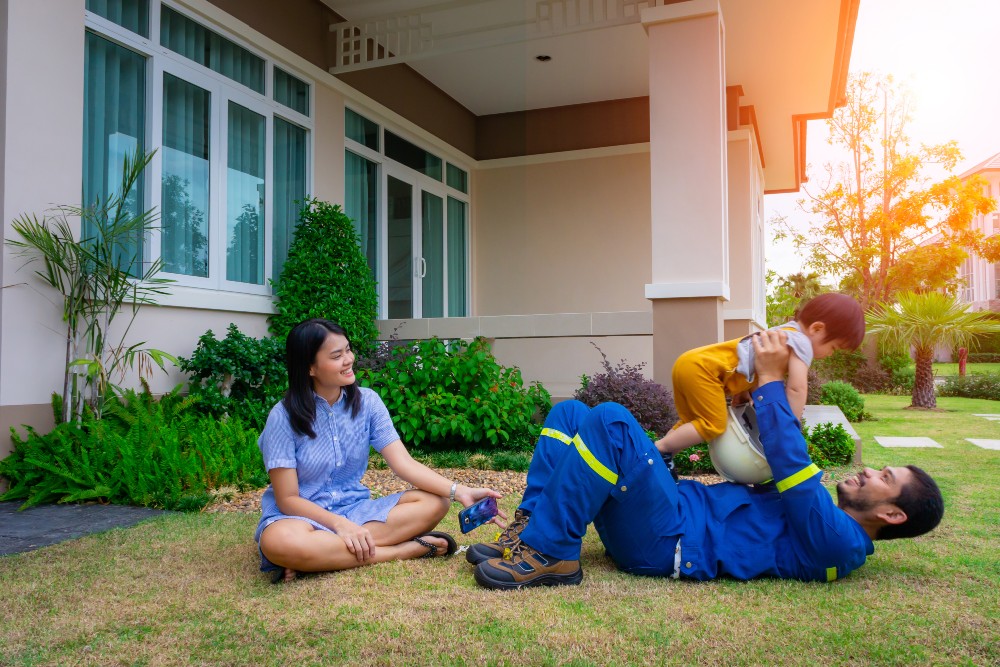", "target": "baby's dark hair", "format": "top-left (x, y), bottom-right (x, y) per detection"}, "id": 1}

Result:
top-left (796, 293), bottom-right (865, 349)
